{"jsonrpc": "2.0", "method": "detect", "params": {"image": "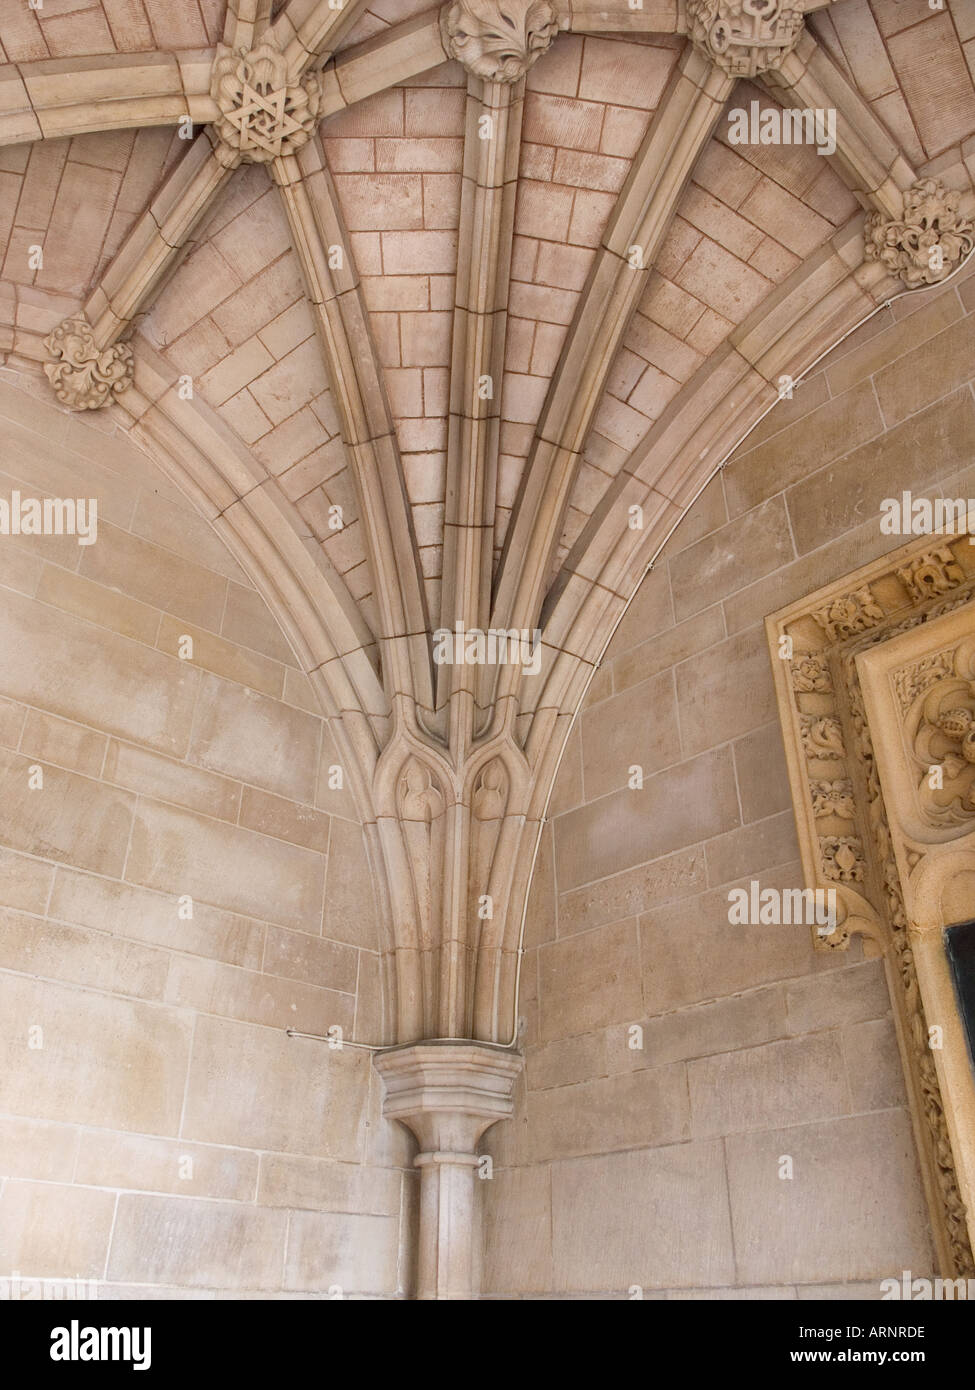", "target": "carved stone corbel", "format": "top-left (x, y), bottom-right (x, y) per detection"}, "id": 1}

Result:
top-left (439, 0), bottom-right (563, 82)
top-left (864, 179), bottom-right (975, 288)
top-left (43, 315), bottom-right (134, 411)
top-left (365, 721), bottom-right (541, 1298)
top-left (371, 724), bottom-right (537, 1034)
